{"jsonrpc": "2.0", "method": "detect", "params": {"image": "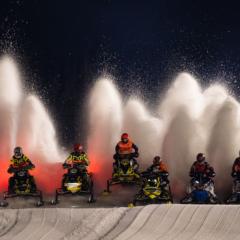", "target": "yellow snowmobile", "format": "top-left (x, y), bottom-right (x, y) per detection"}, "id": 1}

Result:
top-left (52, 163), bottom-right (94, 204)
top-left (131, 172), bottom-right (173, 206)
top-left (106, 156), bottom-right (140, 193)
top-left (3, 165), bottom-right (44, 207)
